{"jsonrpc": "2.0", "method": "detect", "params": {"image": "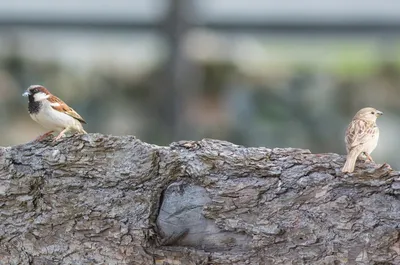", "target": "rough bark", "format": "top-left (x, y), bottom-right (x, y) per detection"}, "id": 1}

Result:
top-left (0, 134), bottom-right (399, 265)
